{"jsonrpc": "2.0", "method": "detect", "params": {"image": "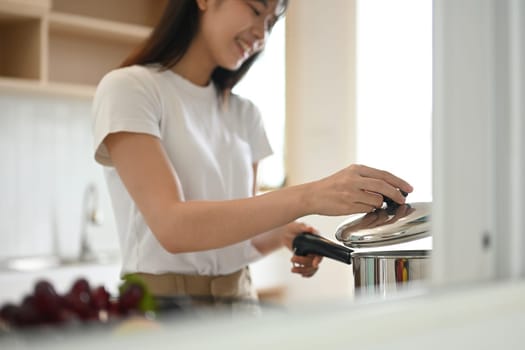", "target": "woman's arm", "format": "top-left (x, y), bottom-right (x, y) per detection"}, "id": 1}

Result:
top-left (104, 132), bottom-right (412, 254)
top-left (249, 162), bottom-right (284, 255)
